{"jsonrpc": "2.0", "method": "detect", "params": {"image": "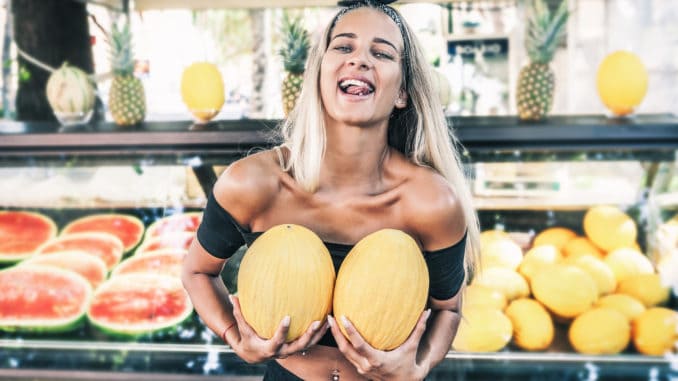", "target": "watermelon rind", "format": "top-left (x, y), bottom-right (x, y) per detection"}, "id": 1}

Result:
top-left (0, 264), bottom-right (92, 333)
top-left (87, 273), bottom-right (193, 338)
top-left (145, 212), bottom-right (202, 241)
top-left (61, 213), bottom-right (145, 253)
top-left (0, 211), bottom-right (58, 264)
top-left (19, 250), bottom-right (109, 289)
top-left (35, 231), bottom-right (125, 271)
